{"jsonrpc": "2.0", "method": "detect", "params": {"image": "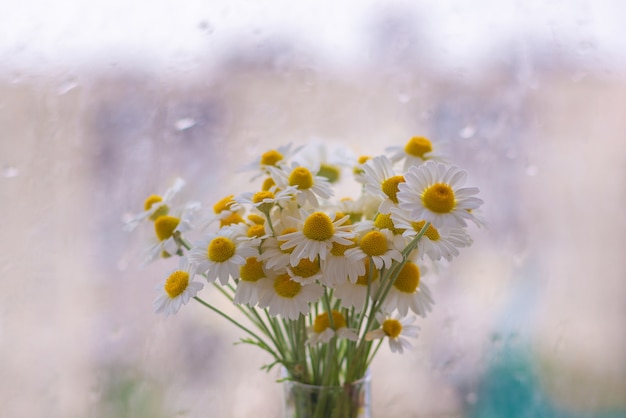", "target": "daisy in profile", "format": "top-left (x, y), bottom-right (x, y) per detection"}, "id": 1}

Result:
top-left (188, 228), bottom-right (257, 285)
top-left (124, 178), bottom-right (185, 231)
top-left (335, 258), bottom-right (379, 312)
top-left (198, 194), bottom-right (246, 230)
top-left (258, 273), bottom-right (323, 320)
top-left (380, 261), bottom-right (434, 317)
top-left (362, 155), bottom-right (405, 214)
top-left (240, 143), bottom-right (303, 180)
top-left (279, 210), bottom-right (354, 266)
top-left (365, 312), bottom-right (420, 354)
top-left (352, 155), bottom-right (372, 185)
top-left (268, 162), bottom-right (333, 208)
top-left (307, 310), bottom-right (358, 344)
top-left (153, 258), bottom-right (204, 316)
top-left (233, 255), bottom-right (273, 307)
top-left (235, 185), bottom-right (297, 216)
top-left (345, 228), bottom-right (403, 270)
top-left (144, 202), bottom-right (199, 263)
top-left (397, 161), bottom-right (483, 229)
top-left (390, 208), bottom-right (472, 262)
top-left (386, 136), bottom-right (446, 171)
